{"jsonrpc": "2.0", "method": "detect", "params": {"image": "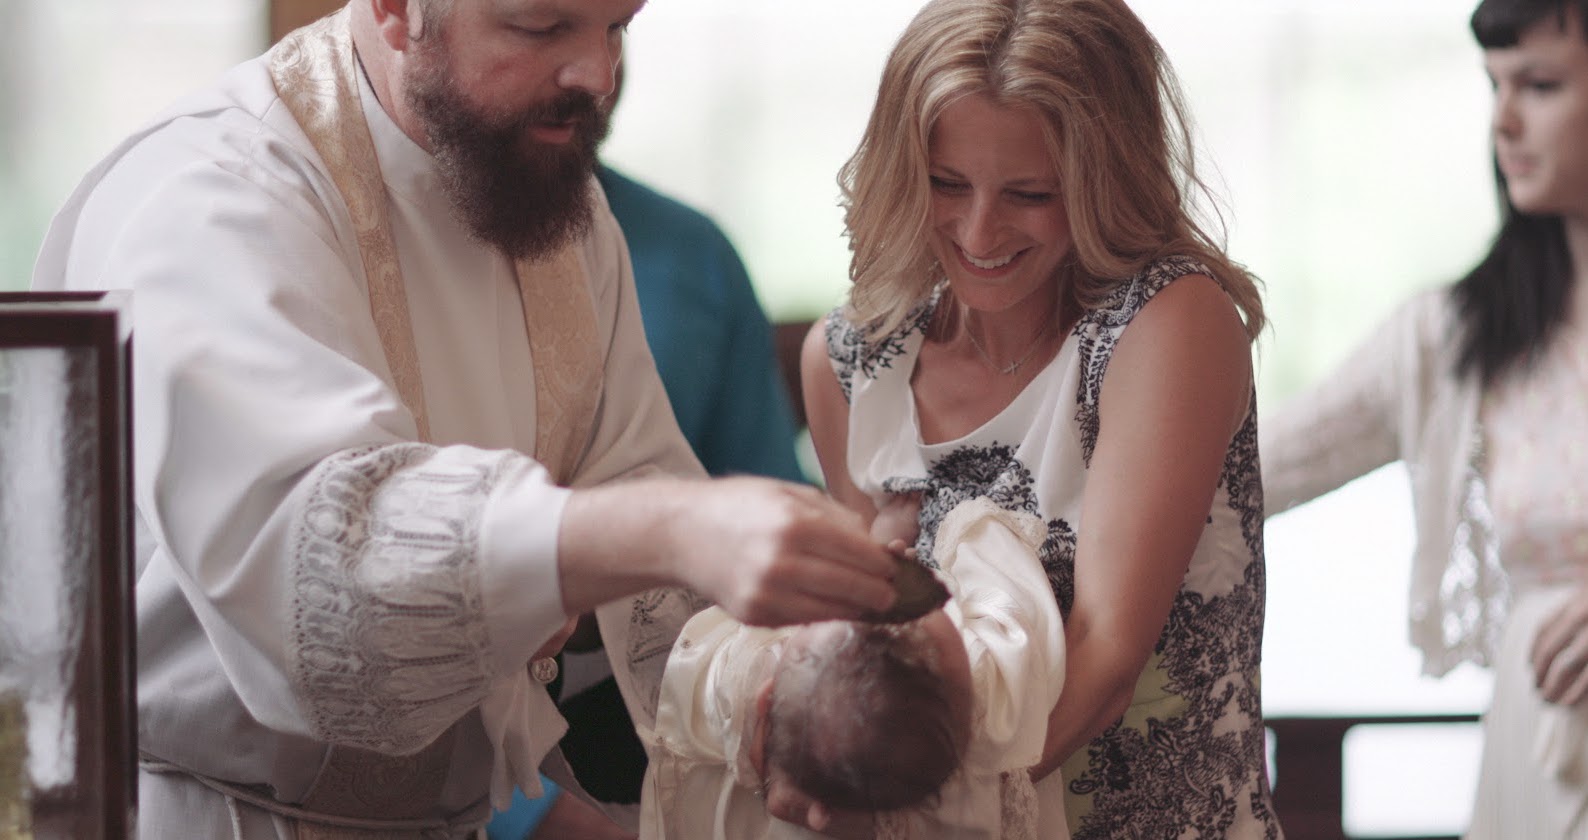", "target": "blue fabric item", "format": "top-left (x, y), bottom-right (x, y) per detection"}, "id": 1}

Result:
top-left (486, 777), bottom-right (561, 840)
top-left (596, 165), bottom-right (807, 482)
